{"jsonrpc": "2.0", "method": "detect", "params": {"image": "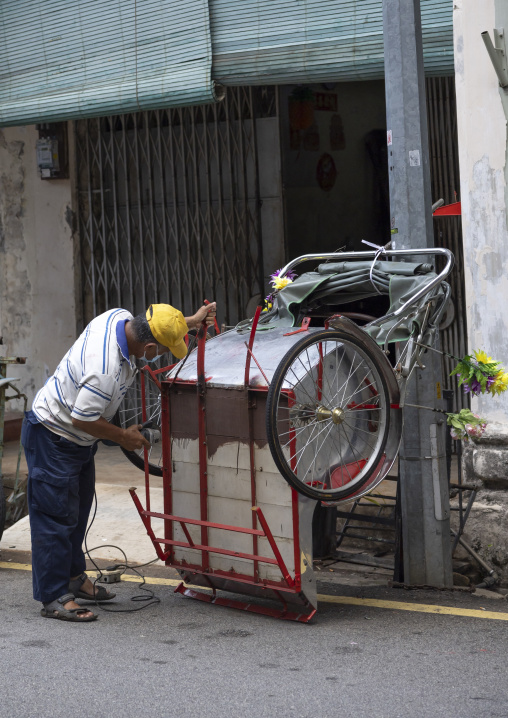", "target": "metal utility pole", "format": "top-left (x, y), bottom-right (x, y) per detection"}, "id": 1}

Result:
top-left (383, 0), bottom-right (453, 587)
